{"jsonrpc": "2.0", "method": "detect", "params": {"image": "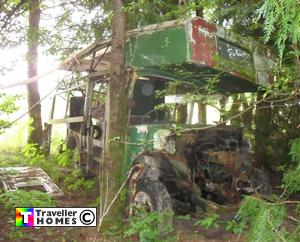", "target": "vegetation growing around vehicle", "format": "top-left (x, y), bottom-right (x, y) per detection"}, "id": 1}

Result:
top-left (232, 138), bottom-right (300, 242)
top-left (0, 190), bottom-right (56, 215)
top-left (124, 211), bottom-right (174, 242)
top-left (1, 0), bottom-right (300, 241)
